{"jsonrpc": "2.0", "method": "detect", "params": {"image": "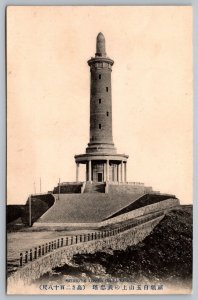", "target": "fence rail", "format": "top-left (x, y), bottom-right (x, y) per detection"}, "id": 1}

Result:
top-left (19, 211), bottom-right (164, 267)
